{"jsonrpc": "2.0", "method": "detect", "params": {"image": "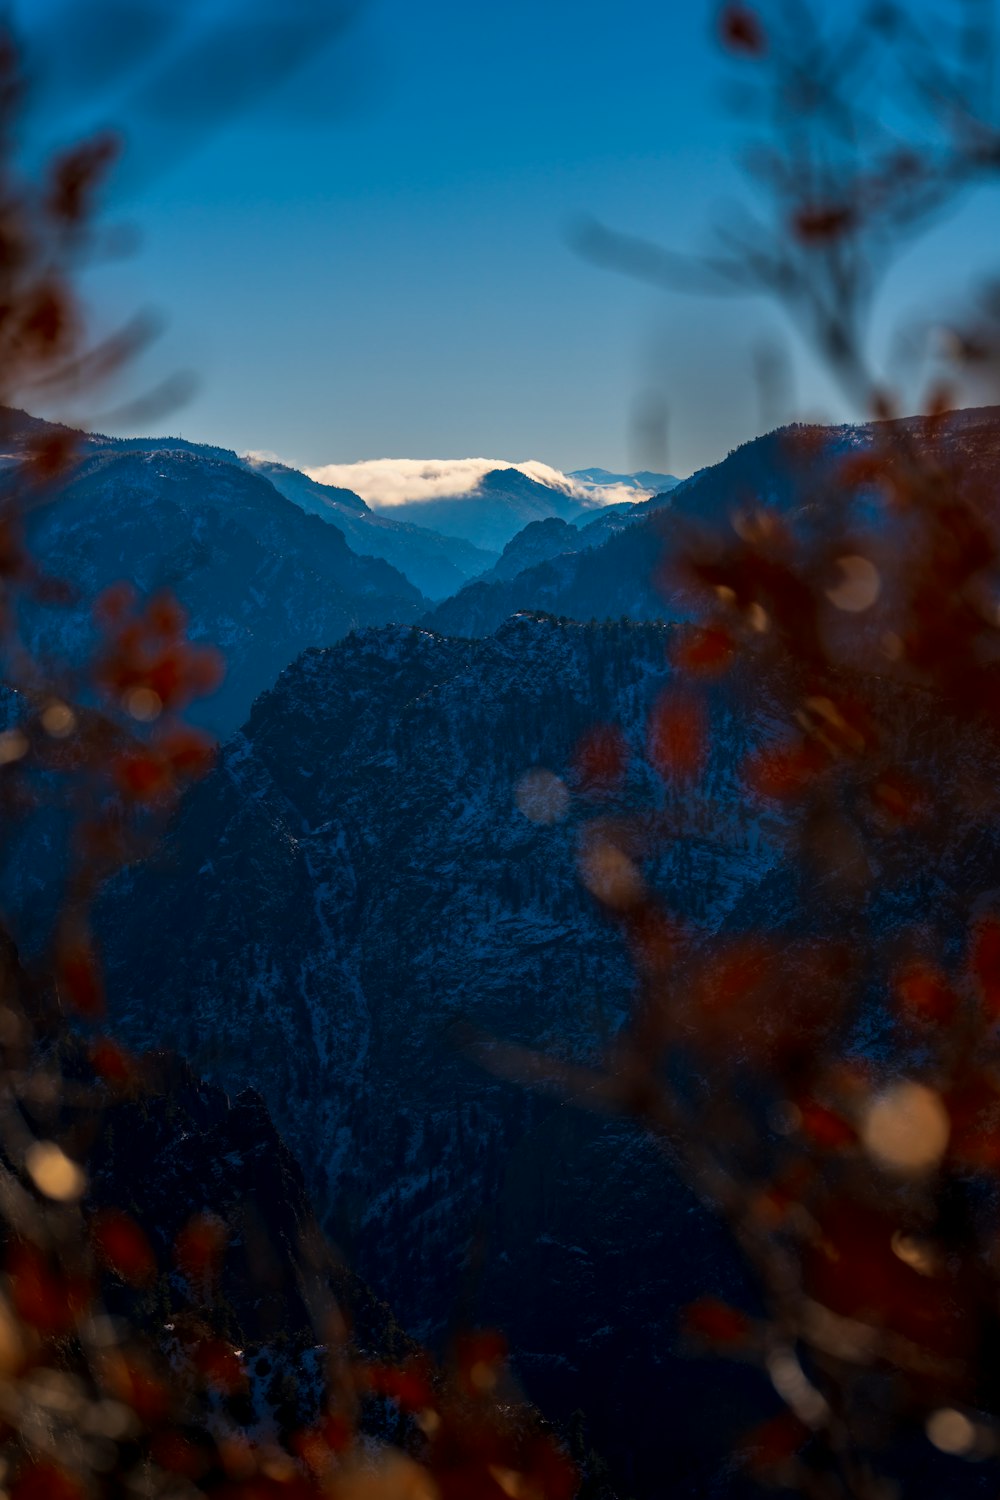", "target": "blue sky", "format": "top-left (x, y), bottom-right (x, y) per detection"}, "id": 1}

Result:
top-left (17, 0), bottom-right (1000, 476)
